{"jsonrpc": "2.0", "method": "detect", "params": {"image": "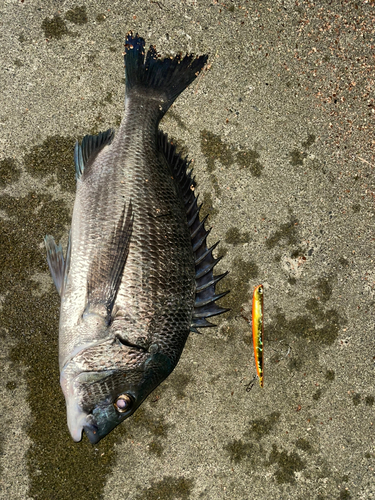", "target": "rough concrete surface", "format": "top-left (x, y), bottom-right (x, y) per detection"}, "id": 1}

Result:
top-left (0, 0), bottom-right (374, 499)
